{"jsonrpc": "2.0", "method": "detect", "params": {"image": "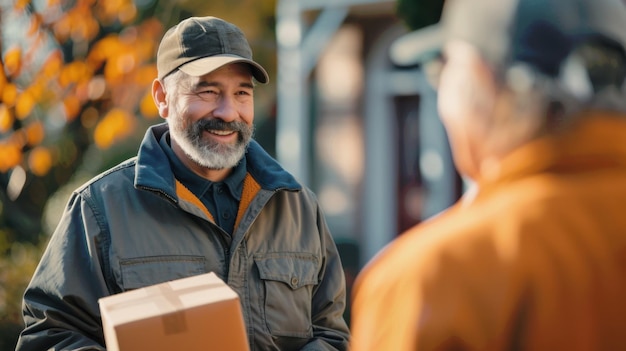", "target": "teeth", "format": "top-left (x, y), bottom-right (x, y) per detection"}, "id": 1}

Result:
top-left (208, 129), bottom-right (234, 136)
